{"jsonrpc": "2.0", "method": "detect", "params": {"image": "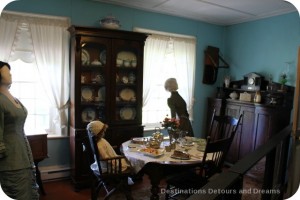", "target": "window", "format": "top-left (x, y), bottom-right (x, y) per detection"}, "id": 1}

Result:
top-left (0, 11), bottom-right (70, 136)
top-left (136, 28), bottom-right (196, 130)
top-left (9, 60), bottom-right (51, 133)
